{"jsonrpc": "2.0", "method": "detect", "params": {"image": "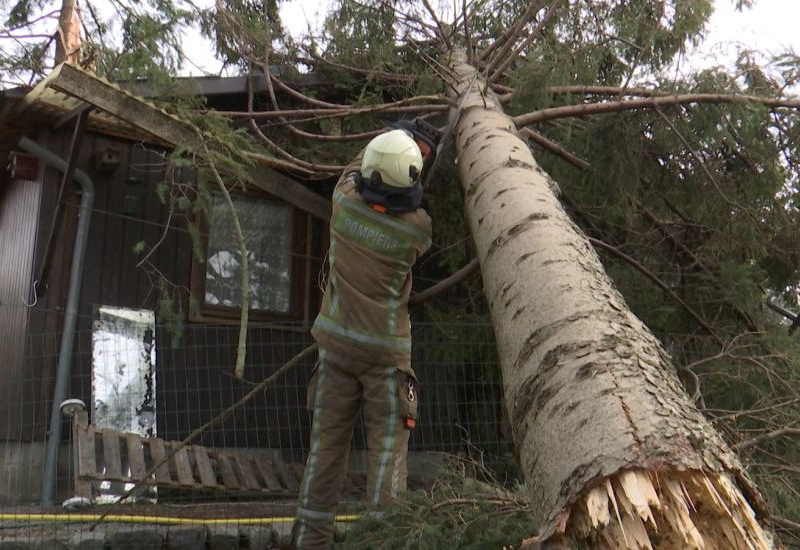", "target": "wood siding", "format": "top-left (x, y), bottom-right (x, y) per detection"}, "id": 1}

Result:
top-left (14, 129), bottom-right (324, 447)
